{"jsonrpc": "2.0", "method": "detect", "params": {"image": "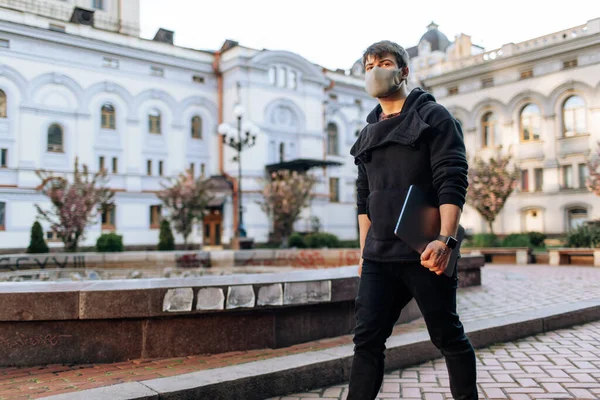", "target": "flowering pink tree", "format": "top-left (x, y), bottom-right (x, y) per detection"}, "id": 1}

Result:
top-left (586, 142), bottom-right (600, 196)
top-left (258, 170), bottom-right (316, 243)
top-left (467, 154), bottom-right (519, 234)
top-left (35, 158), bottom-right (114, 252)
top-left (157, 171), bottom-right (213, 249)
